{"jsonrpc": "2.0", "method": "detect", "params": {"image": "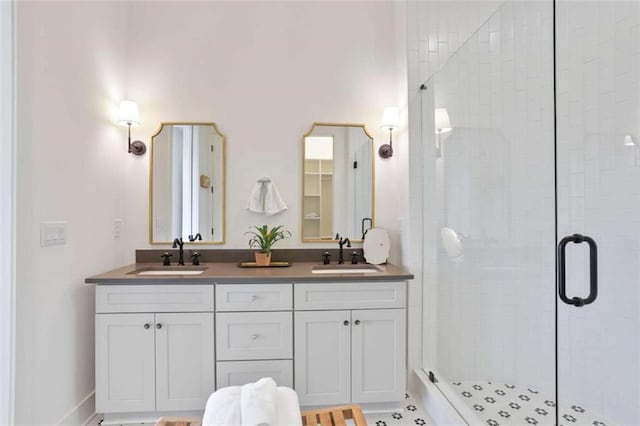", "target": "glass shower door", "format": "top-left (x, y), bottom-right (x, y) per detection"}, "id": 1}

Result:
top-left (421, 1), bottom-right (558, 424)
top-left (556, 1), bottom-right (640, 424)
